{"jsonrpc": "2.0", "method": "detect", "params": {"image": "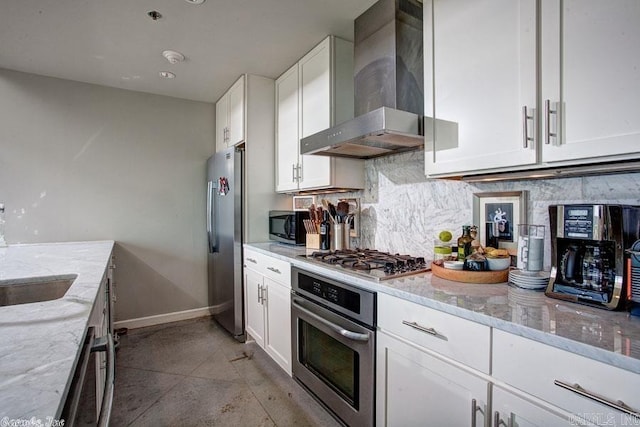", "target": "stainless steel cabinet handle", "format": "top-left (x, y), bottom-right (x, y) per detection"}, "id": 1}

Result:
top-left (93, 333), bottom-right (115, 427)
top-left (402, 320), bottom-right (443, 339)
top-left (545, 99), bottom-right (559, 145)
top-left (470, 398), bottom-right (485, 427)
top-left (554, 380), bottom-right (640, 418)
top-left (246, 257), bottom-right (257, 264)
top-left (292, 164), bottom-right (297, 182)
top-left (293, 297), bottom-right (370, 342)
top-left (493, 411), bottom-right (512, 427)
top-left (262, 286), bottom-right (267, 304)
top-left (267, 266), bottom-right (281, 275)
top-left (522, 106), bottom-right (534, 148)
top-left (257, 284), bottom-right (263, 304)
top-left (297, 163), bottom-right (303, 183)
